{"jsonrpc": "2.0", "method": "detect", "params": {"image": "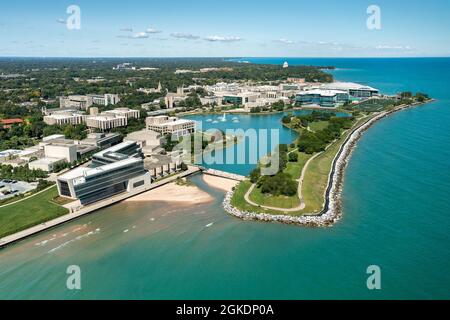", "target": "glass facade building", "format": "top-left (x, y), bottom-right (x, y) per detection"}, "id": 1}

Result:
top-left (57, 141), bottom-right (150, 206)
